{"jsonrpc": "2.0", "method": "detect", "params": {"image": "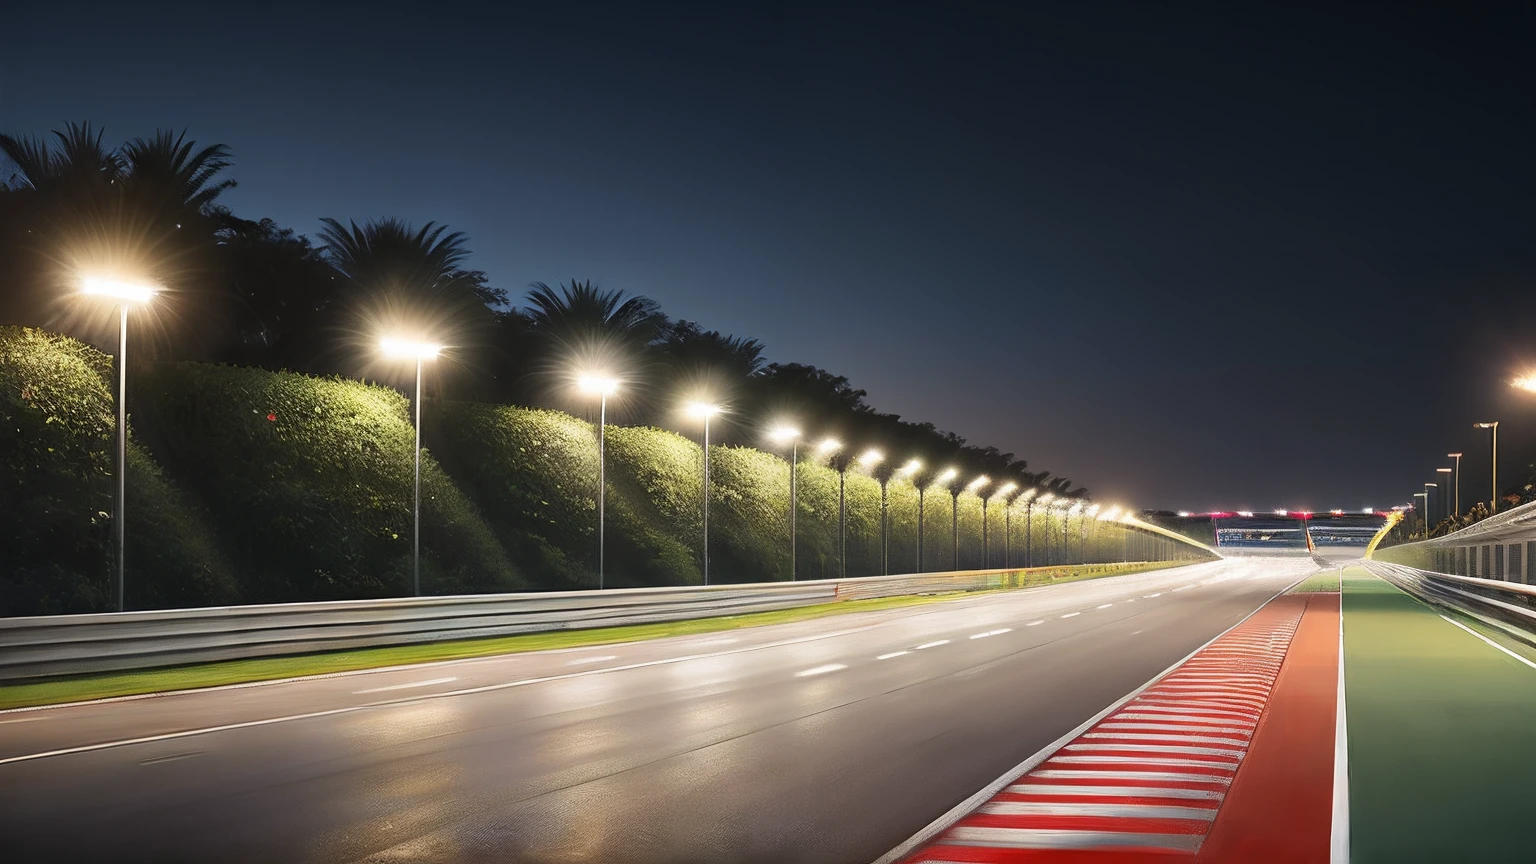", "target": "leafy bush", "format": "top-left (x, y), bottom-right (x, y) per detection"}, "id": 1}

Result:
top-left (604, 424), bottom-right (704, 586)
top-left (434, 403), bottom-right (597, 589)
top-left (135, 361), bottom-right (520, 601)
top-left (0, 327), bottom-right (237, 615)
